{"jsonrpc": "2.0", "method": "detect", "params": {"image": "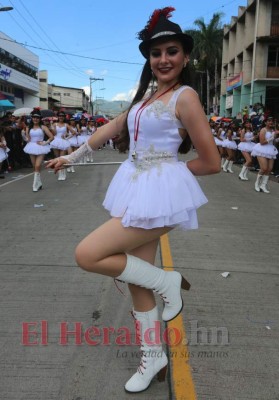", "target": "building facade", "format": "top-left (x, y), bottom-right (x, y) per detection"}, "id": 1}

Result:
top-left (220, 0), bottom-right (279, 117)
top-left (0, 31), bottom-right (39, 110)
top-left (44, 82), bottom-right (90, 113)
